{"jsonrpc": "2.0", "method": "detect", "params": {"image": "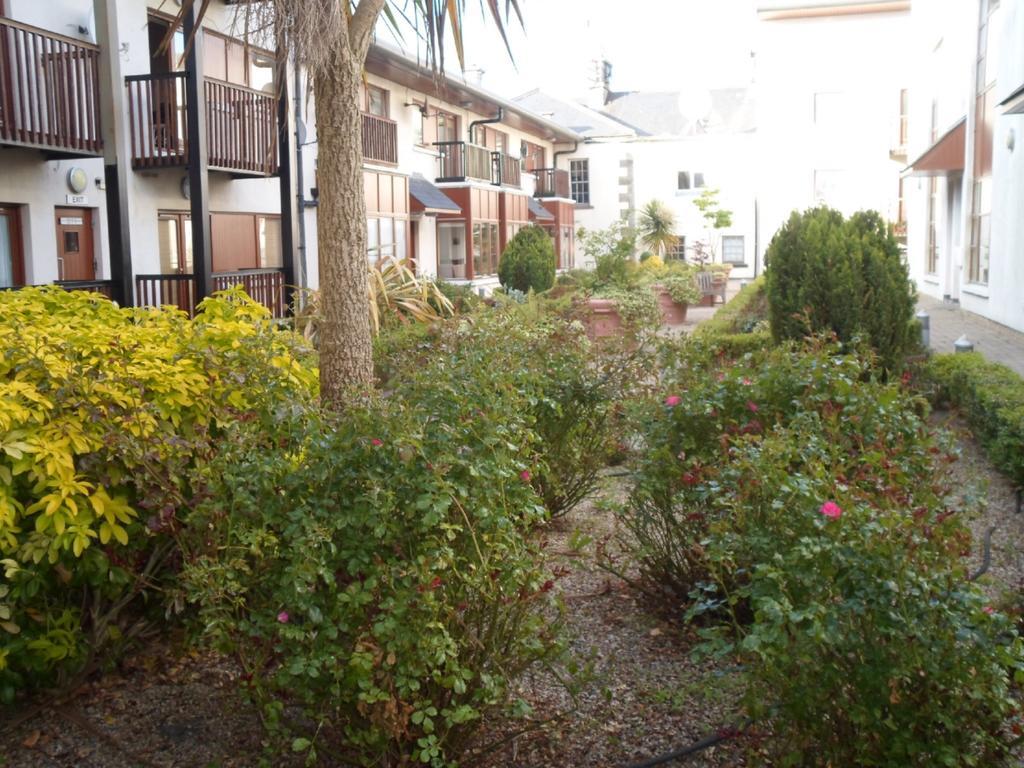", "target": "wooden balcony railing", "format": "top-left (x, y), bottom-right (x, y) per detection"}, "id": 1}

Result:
top-left (213, 269), bottom-right (285, 318)
top-left (135, 269), bottom-right (285, 318)
top-left (533, 168), bottom-right (570, 198)
top-left (206, 80), bottom-right (277, 174)
top-left (126, 72), bottom-right (188, 168)
top-left (361, 111), bottom-right (397, 165)
top-left (126, 74), bottom-right (278, 174)
top-left (495, 152), bottom-right (520, 188)
top-left (435, 141), bottom-right (494, 183)
top-left (135, 273), bottom-right (197, 315)
top-left (0, 17), bottom-right (102, 154)
top-left (55, 279), bottom-right (114, 298)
